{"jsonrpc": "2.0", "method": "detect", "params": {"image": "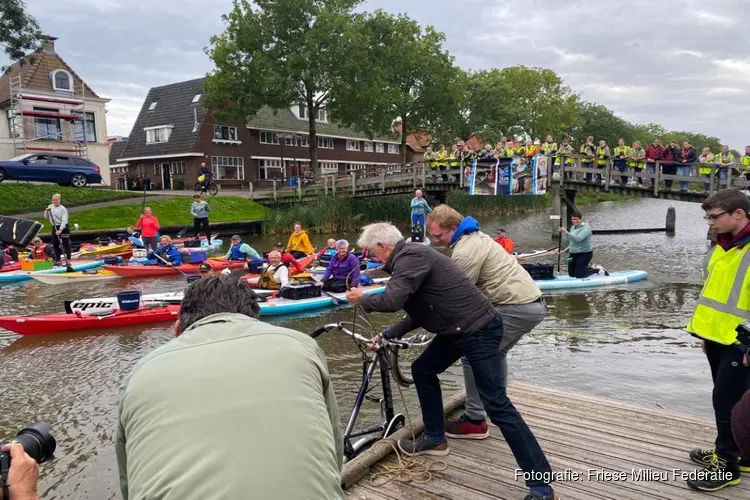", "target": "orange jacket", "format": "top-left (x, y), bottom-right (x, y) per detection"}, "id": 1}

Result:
top-left (493, 236), bottom-right (514, 254)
